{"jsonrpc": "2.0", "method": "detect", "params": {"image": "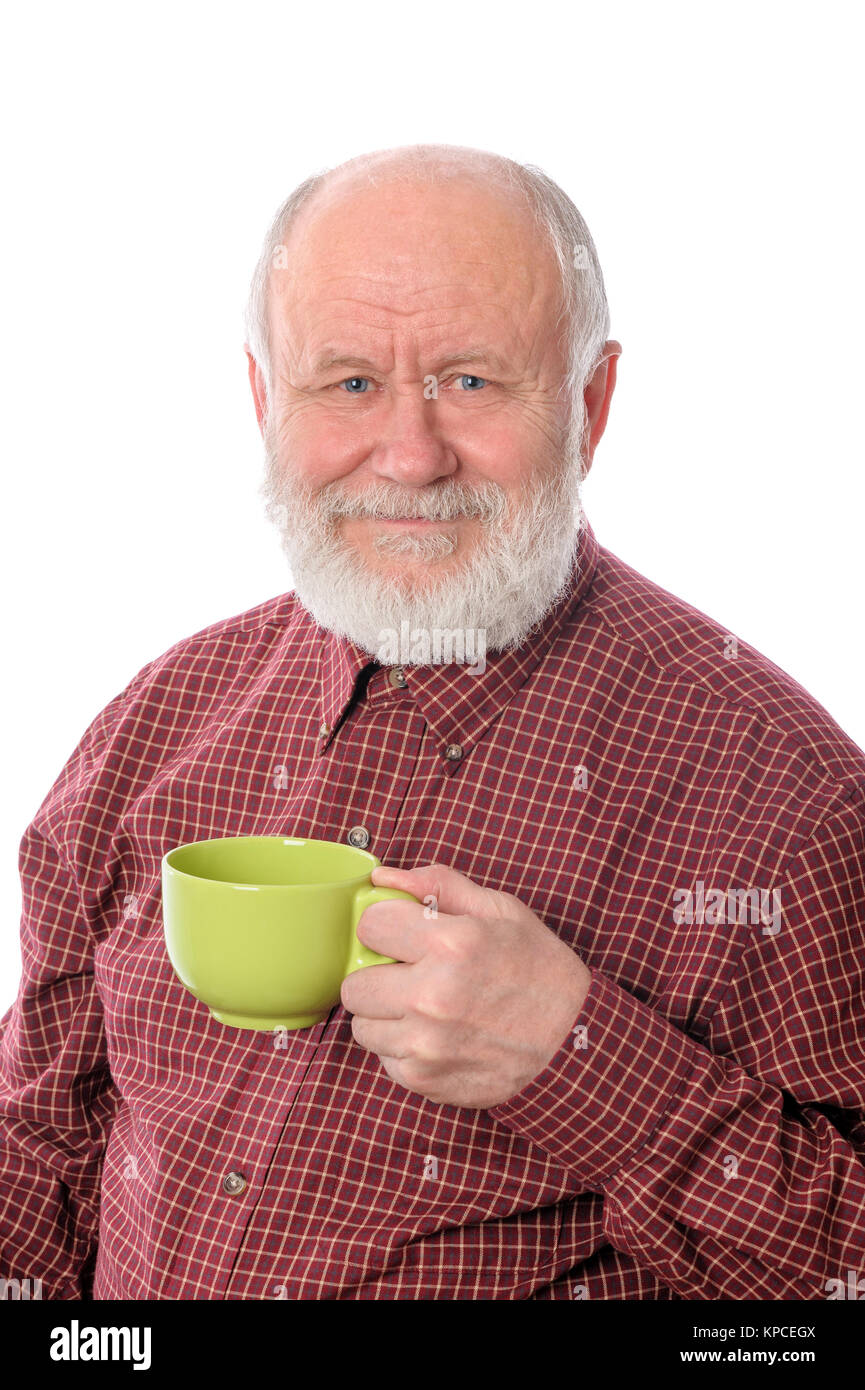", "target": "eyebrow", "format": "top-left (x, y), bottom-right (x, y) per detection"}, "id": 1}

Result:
top-left (308, 348), bottom-right (509, 375)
